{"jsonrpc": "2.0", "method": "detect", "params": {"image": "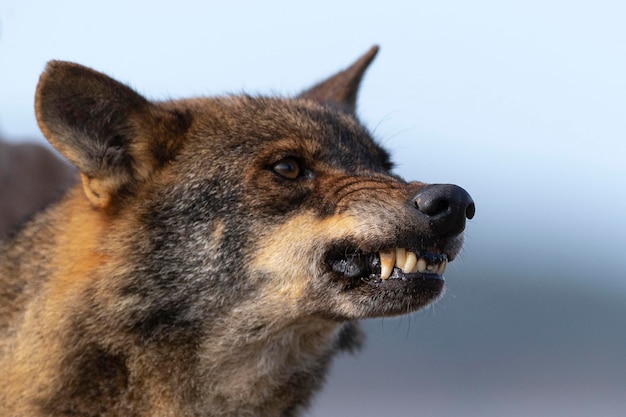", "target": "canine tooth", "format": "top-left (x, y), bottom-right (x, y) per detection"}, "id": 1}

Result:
top-left (379, 250), bottom-right (395, 280)
top-left (403, 251), bottom-right (417, 273)
top-left (395, 248), bottom-right (407, 270)
top-left (416, 258), bottom-right (427, 273)
top-left (438, 260), bottom-right (448, 275)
